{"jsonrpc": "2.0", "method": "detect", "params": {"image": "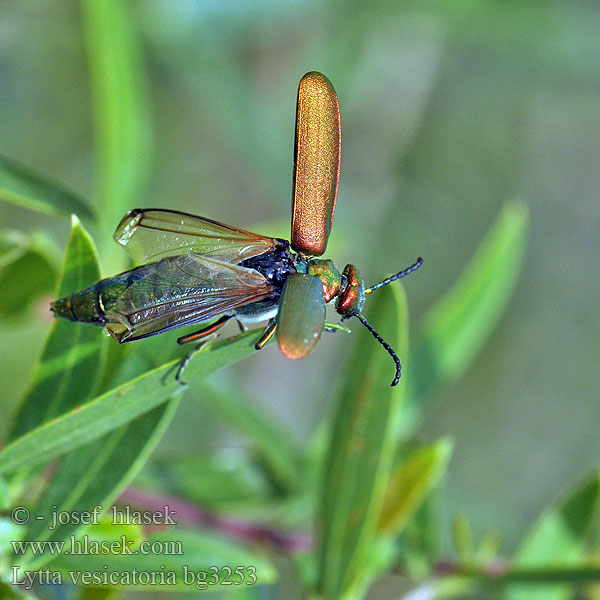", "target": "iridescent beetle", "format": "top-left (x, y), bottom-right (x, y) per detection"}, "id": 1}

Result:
top-left (51, 72), bottom-right (423, 386)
